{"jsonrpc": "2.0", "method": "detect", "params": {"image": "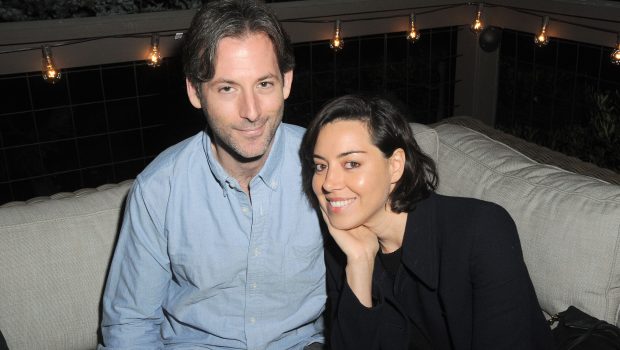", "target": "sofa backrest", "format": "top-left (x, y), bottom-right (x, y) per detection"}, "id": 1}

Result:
top-left (0, 181), bottom-right (132, 350)
top-left (429, 122), bottom-right (620, 326)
